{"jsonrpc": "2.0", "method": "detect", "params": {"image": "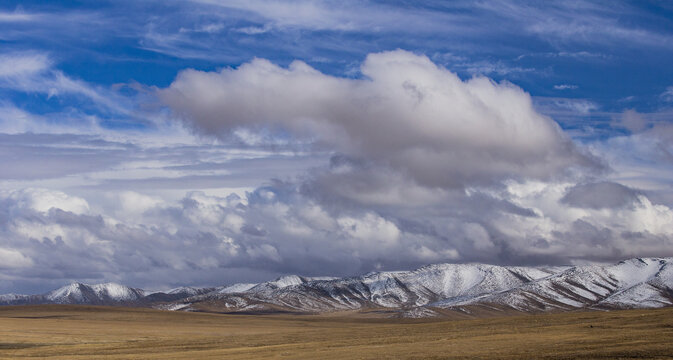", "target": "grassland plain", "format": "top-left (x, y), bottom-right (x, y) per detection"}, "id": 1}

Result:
top-left (0, 305), bottom-right (672, 359)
